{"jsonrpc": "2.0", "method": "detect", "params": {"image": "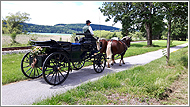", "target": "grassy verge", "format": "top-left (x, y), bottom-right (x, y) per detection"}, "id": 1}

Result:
top-left (159, 70), bottom-right (188, 105)
top-left (2, 40), bottom-right (187, 85)
top-left (33, 46), bottom-right (188, 105)
top-left (2, 53), bottom-right (28, 84)
top-left (123, 40), bottom-right (187, 58)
